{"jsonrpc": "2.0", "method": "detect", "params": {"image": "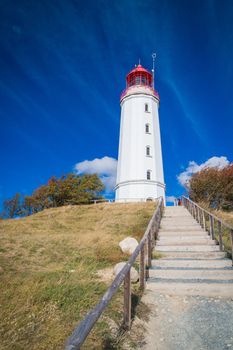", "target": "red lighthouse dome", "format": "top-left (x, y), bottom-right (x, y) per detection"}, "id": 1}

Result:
top-left (126, 64), bottom-right (153, 87)
top-left (120, 64), bottom-right (159, 101)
